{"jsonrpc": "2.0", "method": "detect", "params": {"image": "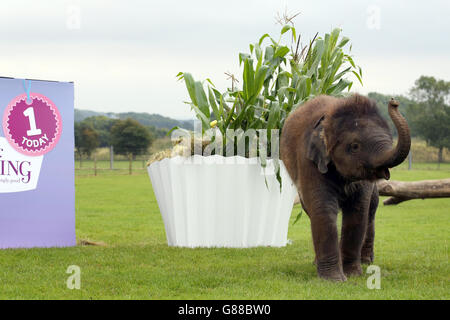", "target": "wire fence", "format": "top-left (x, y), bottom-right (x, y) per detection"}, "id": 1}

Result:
top-left (74, 140), bottom-right (449, 176)
top-left (74, 156), bottom-right (449, 177)
top-left (75, 158), bottom-right (150, 176)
